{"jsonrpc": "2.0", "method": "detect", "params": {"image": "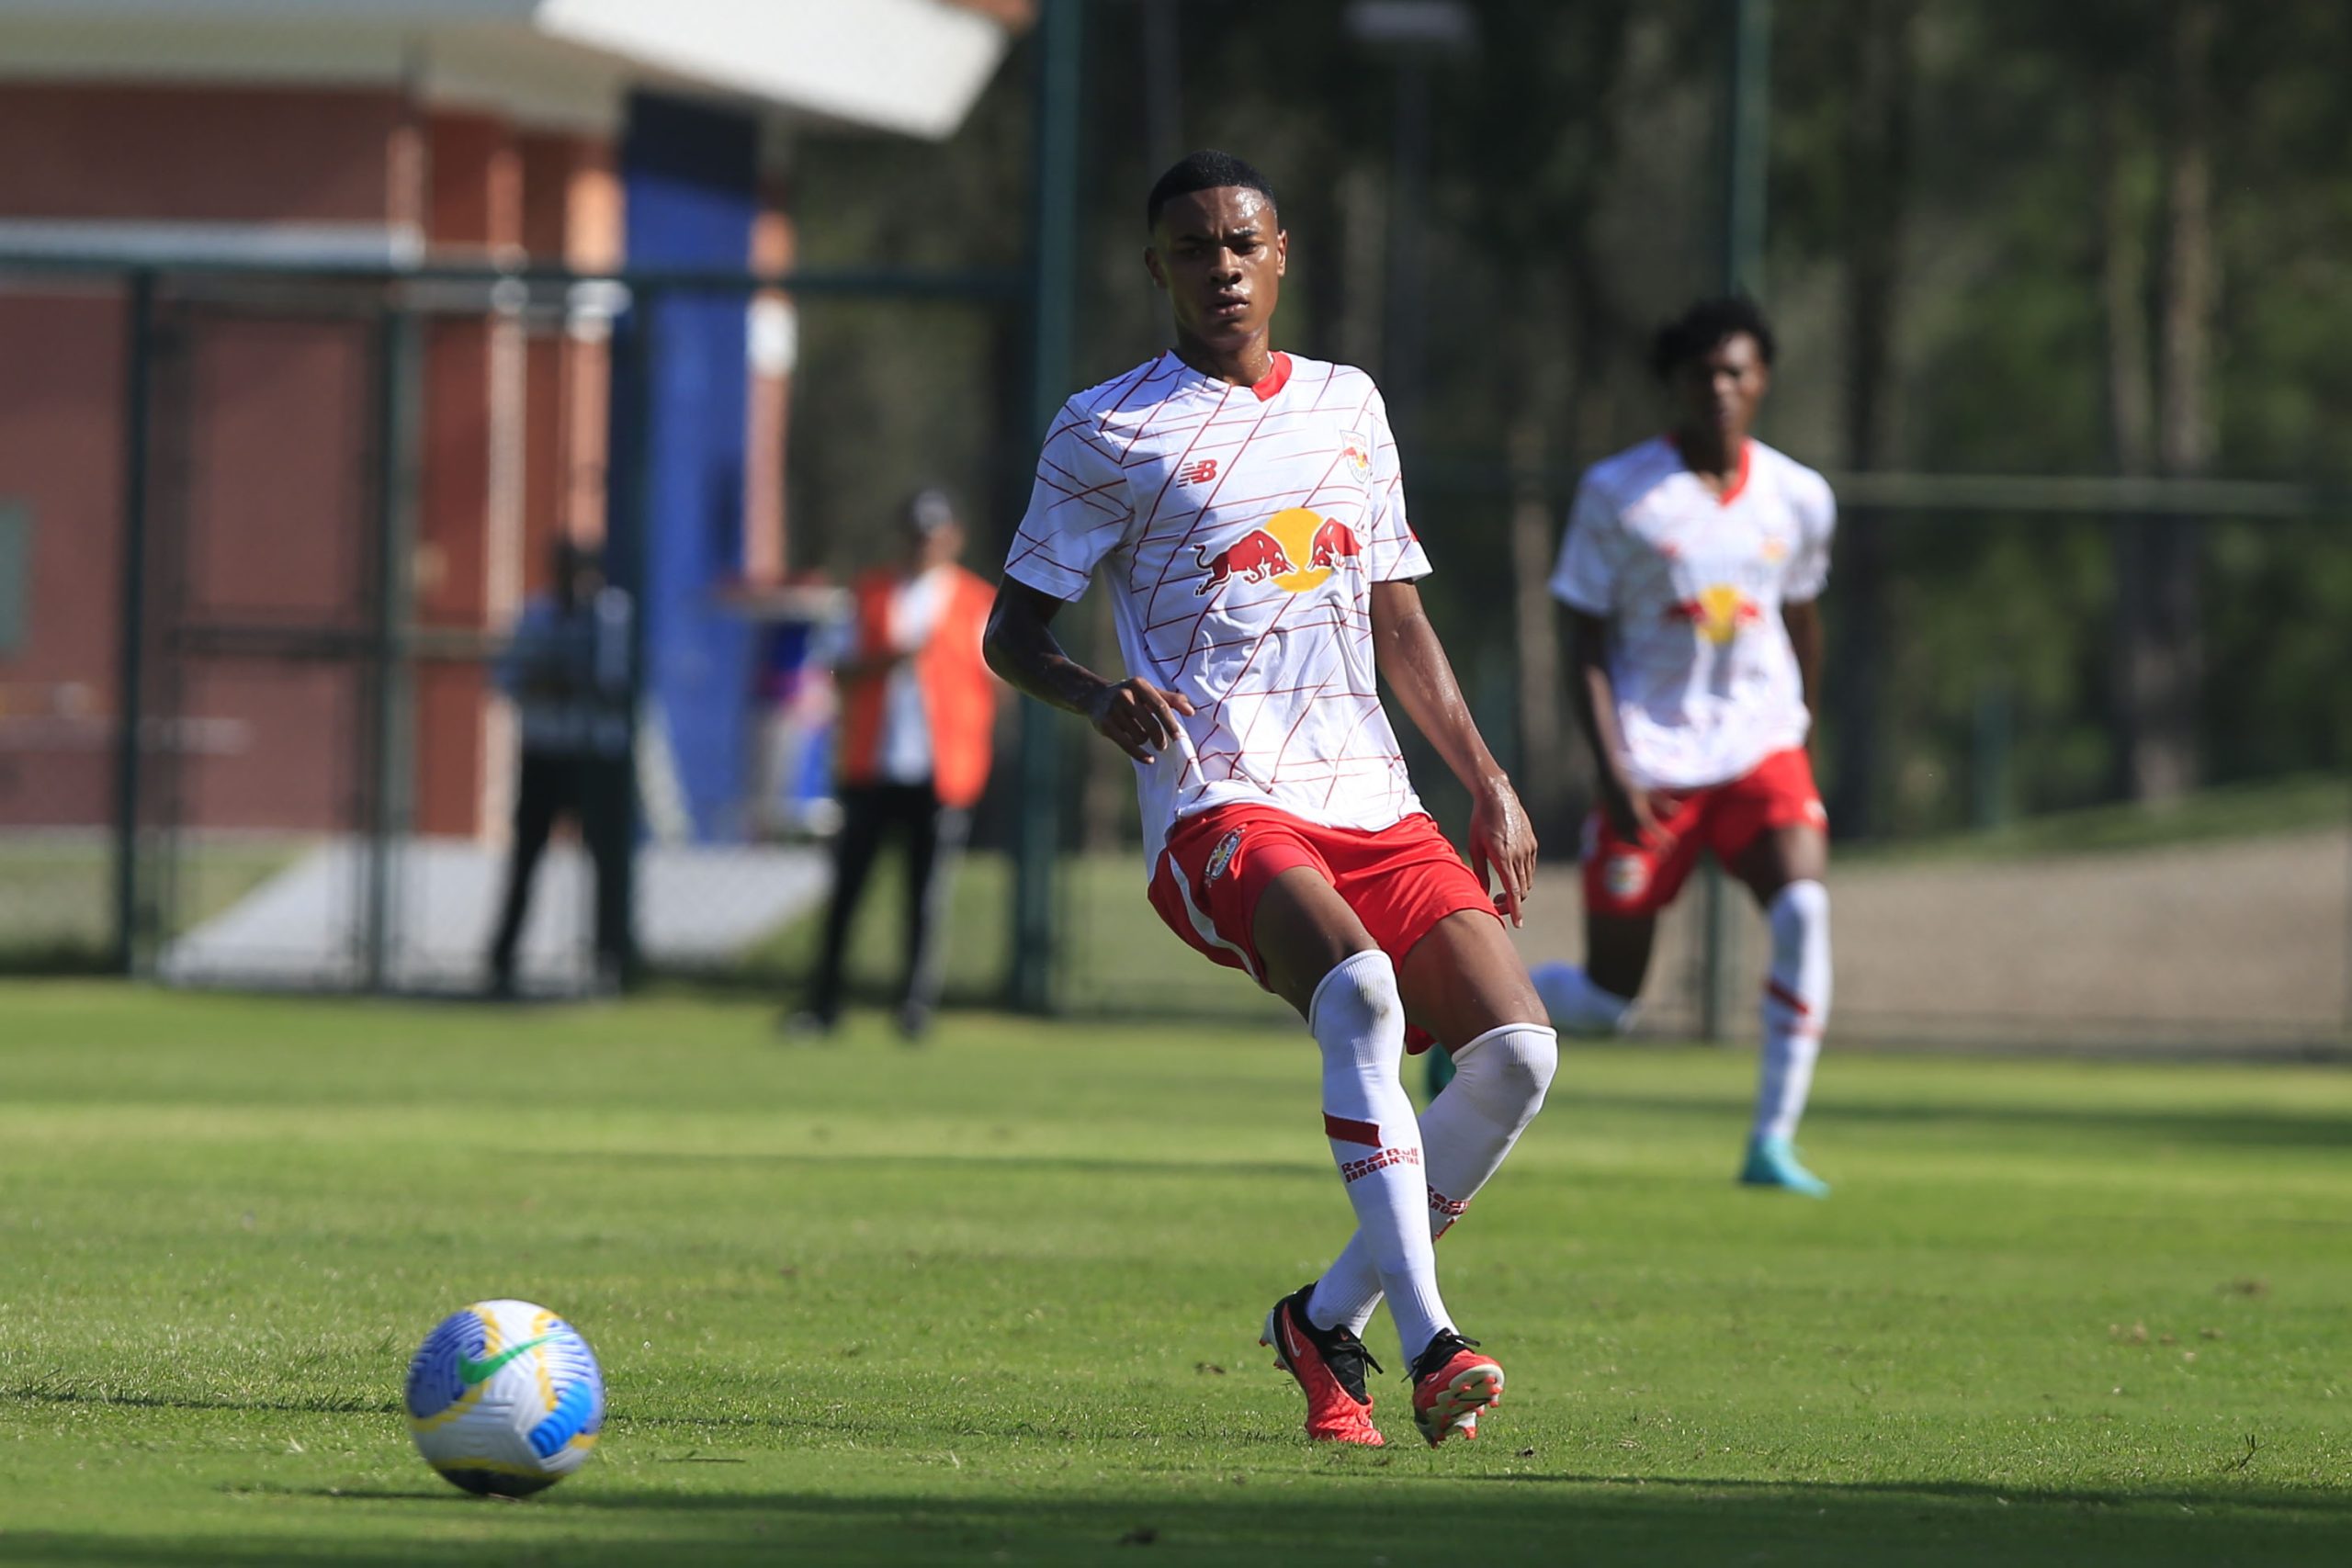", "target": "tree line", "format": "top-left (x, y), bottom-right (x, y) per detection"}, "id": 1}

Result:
top-left (786, 0), bottom-right (2352, 848)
